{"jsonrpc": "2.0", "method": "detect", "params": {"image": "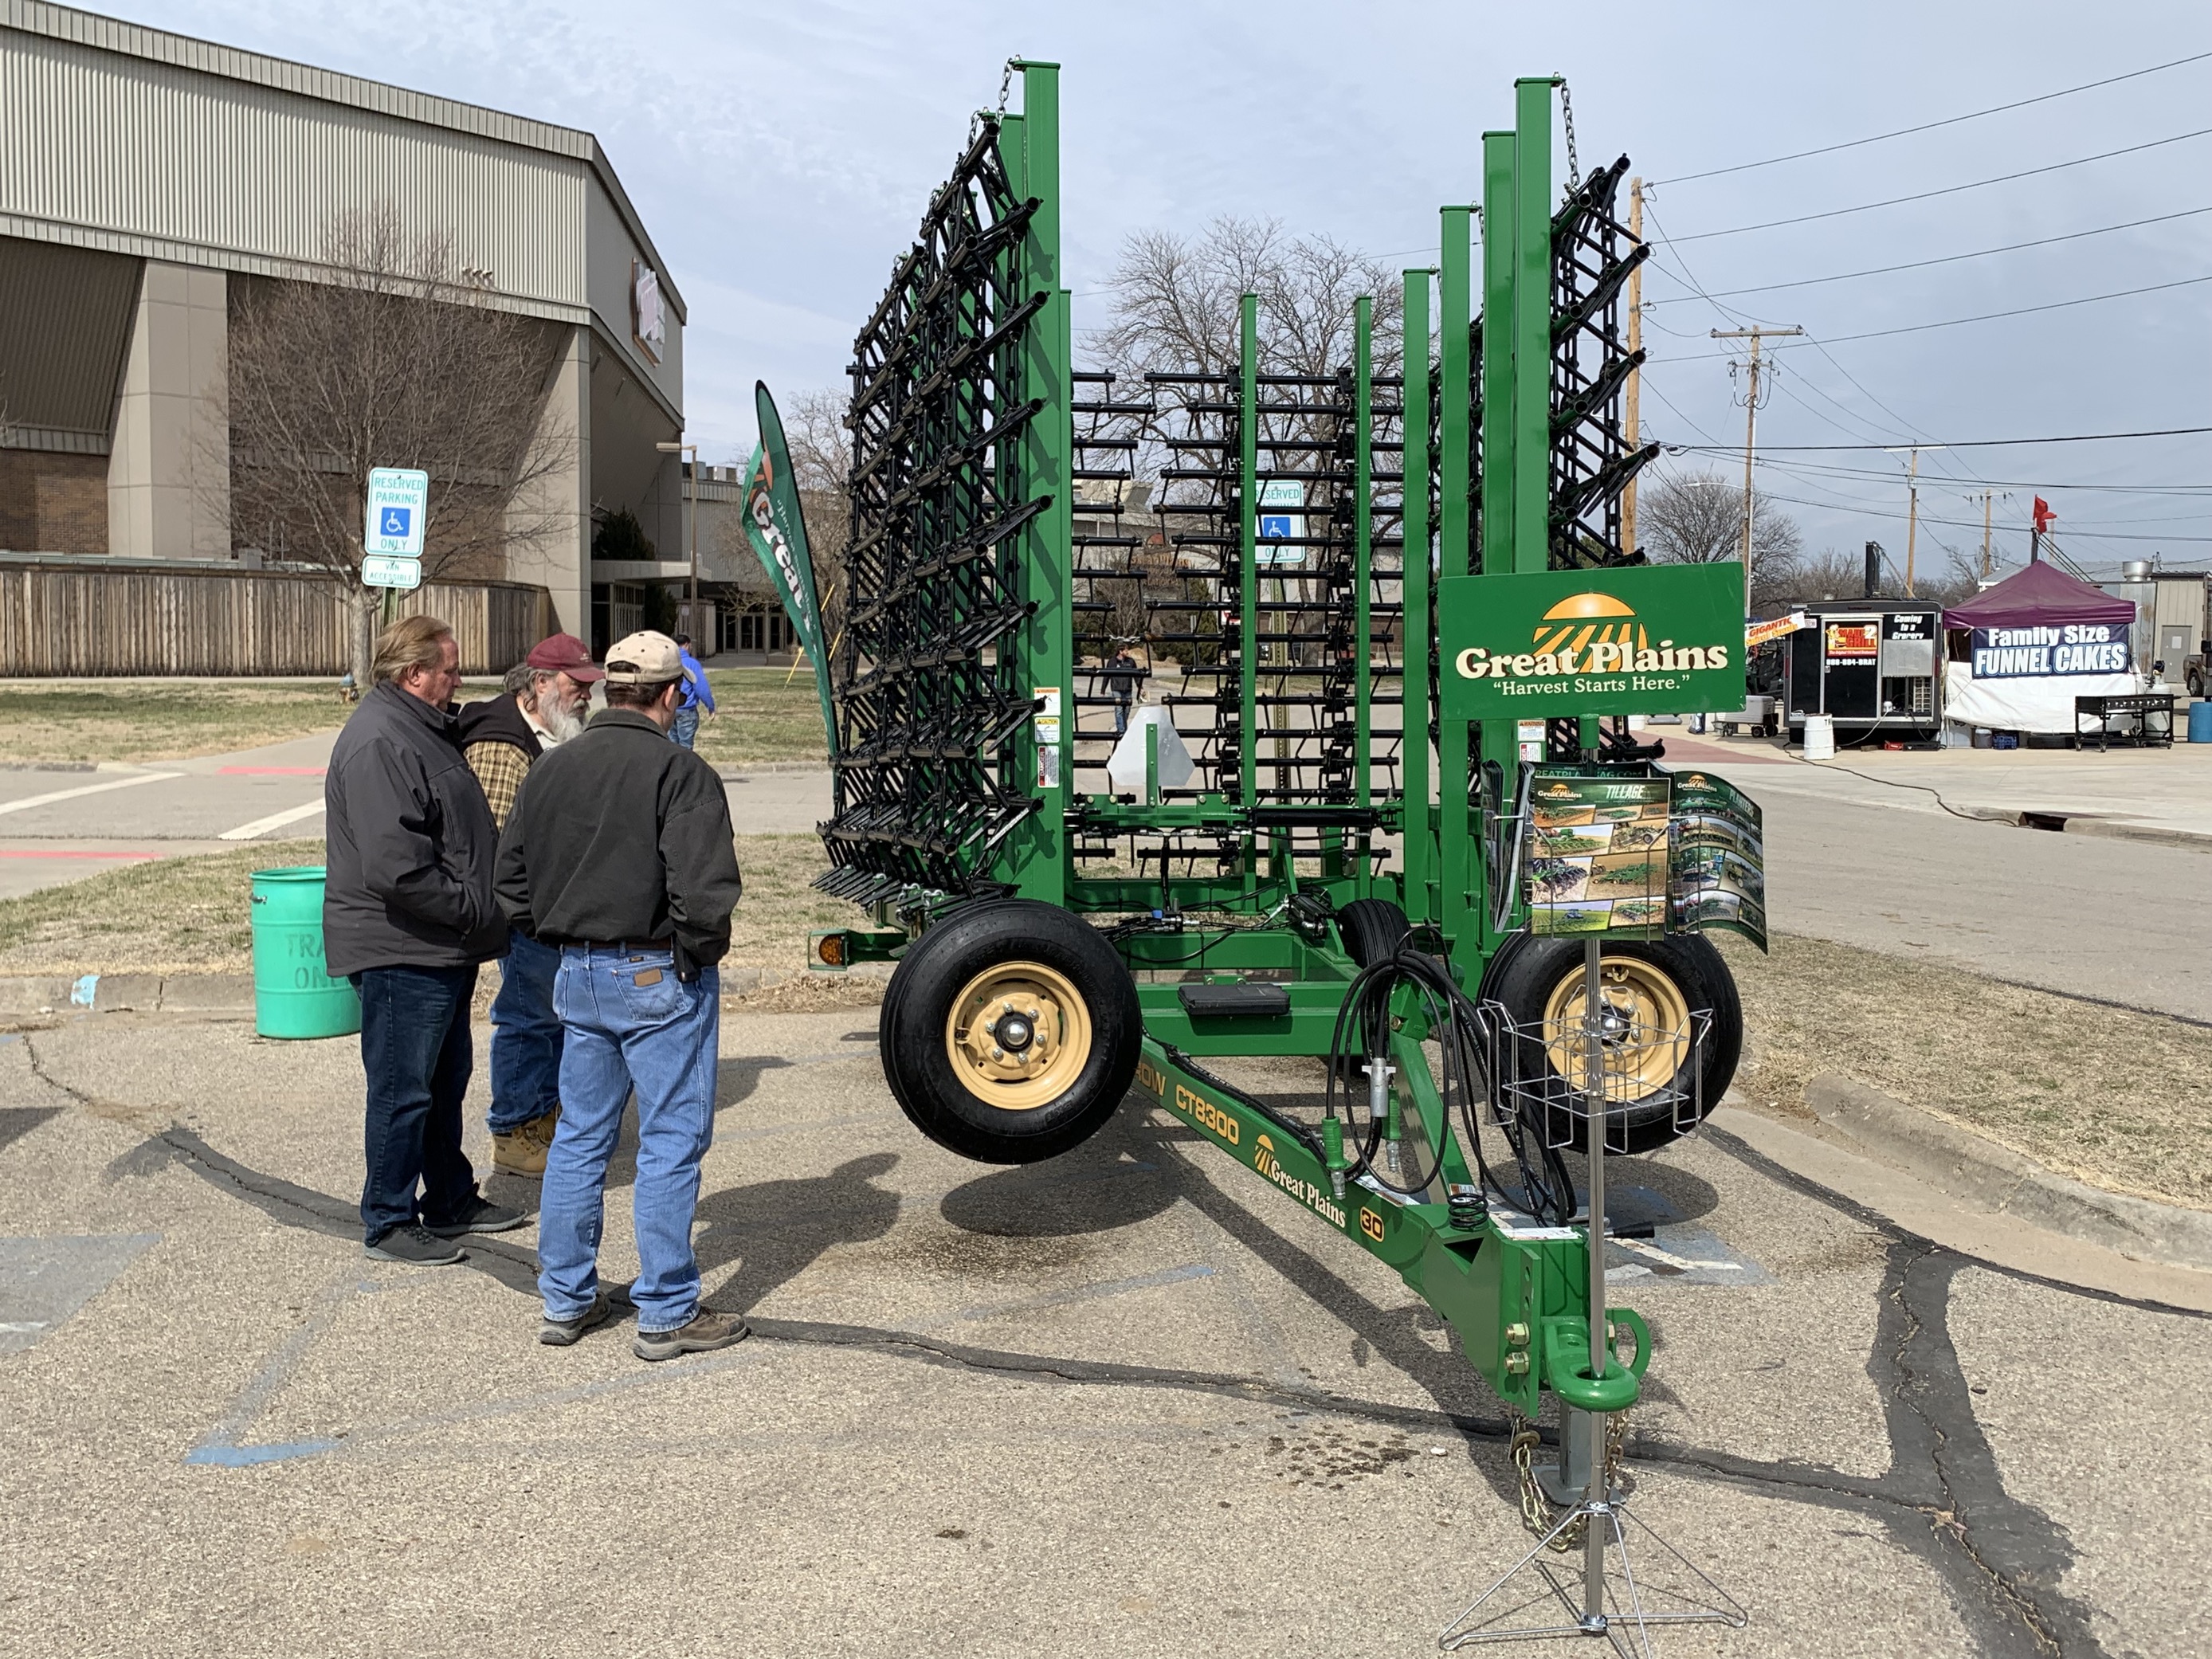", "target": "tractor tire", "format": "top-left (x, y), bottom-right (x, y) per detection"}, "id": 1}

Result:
top-left (879, 900), bottom-right (1142, 1164)
top-left (1336, 897), bottom-right (1413, 968)
top-left (1478, 931), bottom-right (1741, 1155)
